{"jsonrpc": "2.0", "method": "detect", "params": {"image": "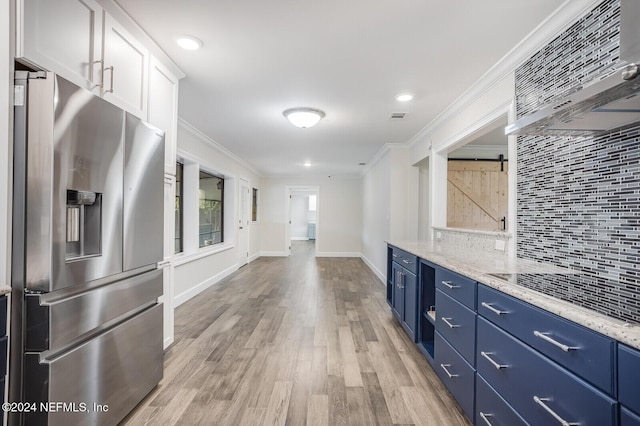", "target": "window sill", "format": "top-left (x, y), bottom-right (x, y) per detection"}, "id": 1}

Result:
top-left (172, 243), bottom-right (235, 267)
